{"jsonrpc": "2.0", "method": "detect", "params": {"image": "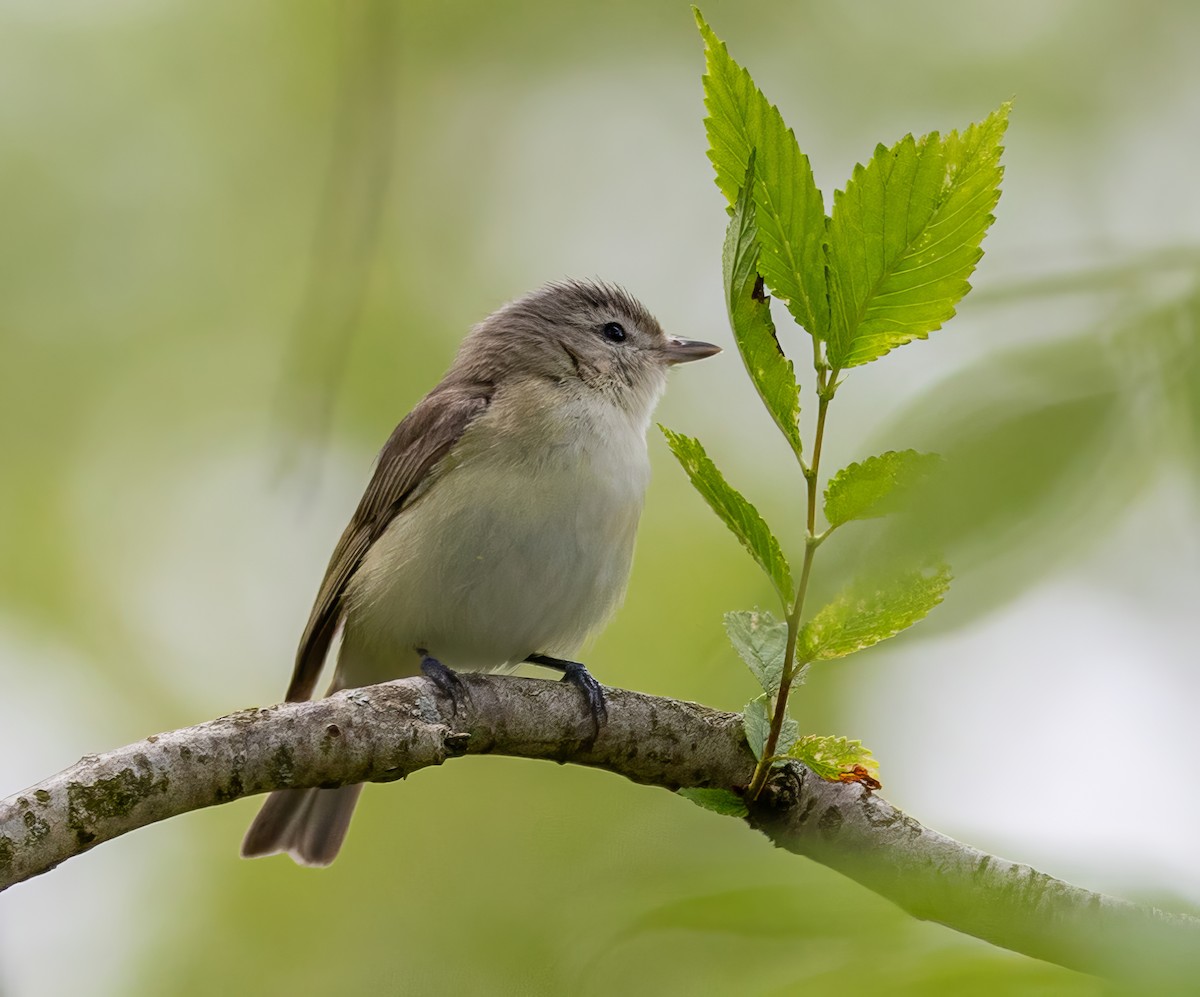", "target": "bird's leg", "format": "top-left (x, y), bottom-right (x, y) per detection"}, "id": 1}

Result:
top-left (419, 651), bottom-right (468, 716)
top-left (524, 653), bottom-right (609, 730)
